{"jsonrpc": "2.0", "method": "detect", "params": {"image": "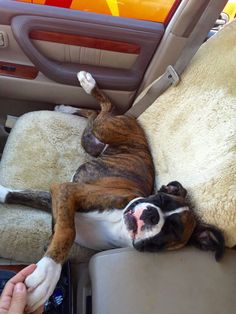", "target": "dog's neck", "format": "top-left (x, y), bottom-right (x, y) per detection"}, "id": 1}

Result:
top-left (74, 210), bottom-right (132, 250)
